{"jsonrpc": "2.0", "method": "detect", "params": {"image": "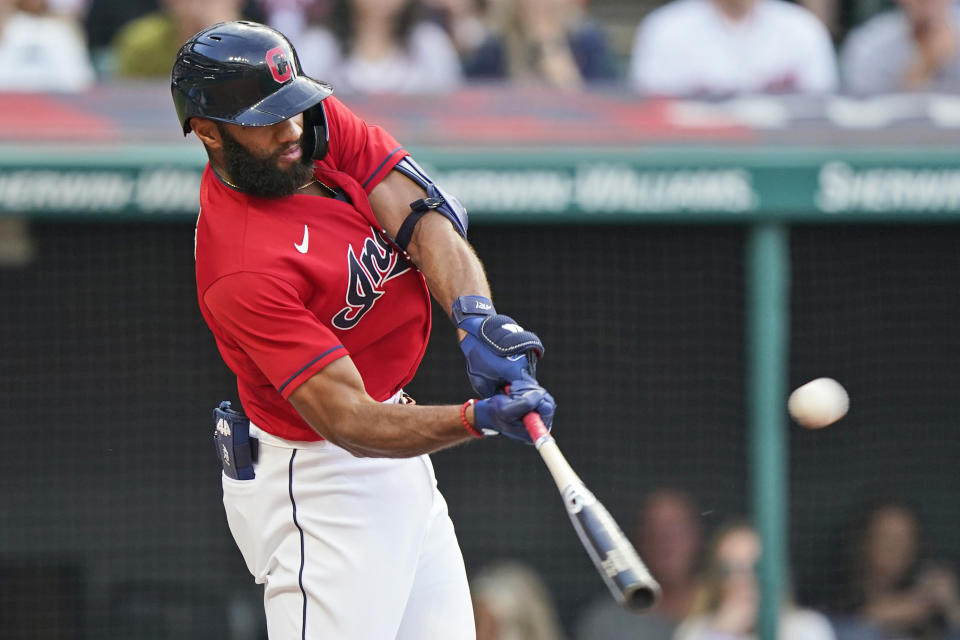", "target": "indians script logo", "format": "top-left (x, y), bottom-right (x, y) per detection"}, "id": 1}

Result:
top-left (265, 46), bottom-right (292, 83)
top-left (332, 229), bottom-right (409, 330)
